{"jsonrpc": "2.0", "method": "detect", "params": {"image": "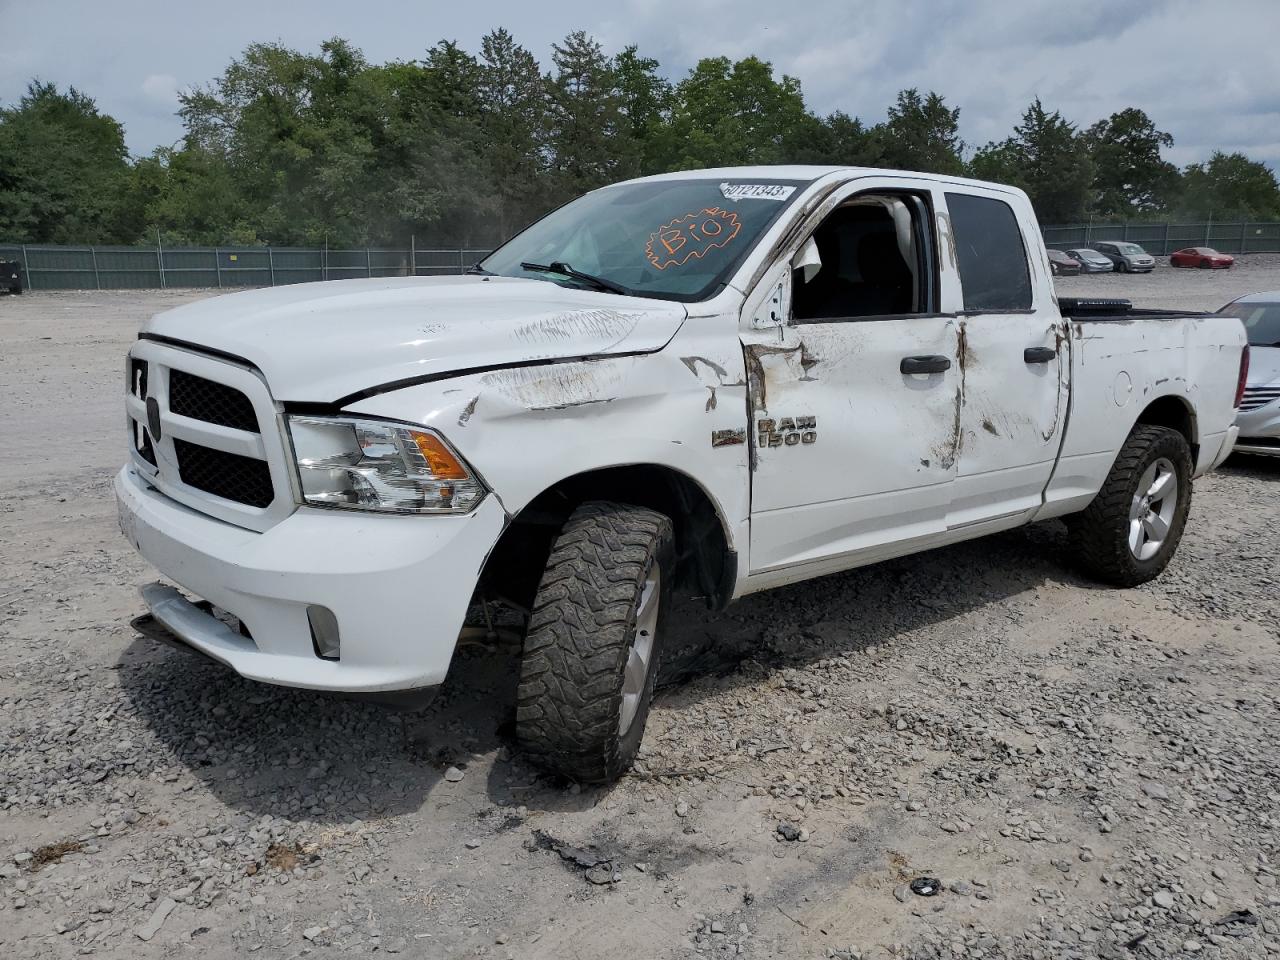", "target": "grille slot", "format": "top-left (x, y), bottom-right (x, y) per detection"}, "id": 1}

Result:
top-left (131, 417), bottom-right (156, 466)
top-left (169, 369), bottom-right (260, 433)
top-left (174, 439), bottom-right (274, 508)
top-left (1240, 386), bottom-right (1280, 412)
